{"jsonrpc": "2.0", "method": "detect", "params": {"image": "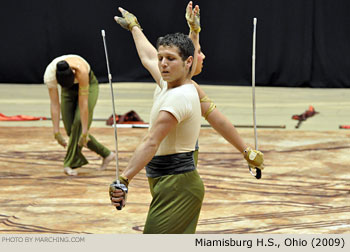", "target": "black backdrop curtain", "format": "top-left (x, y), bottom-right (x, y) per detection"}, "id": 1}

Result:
top-left (0, 0), bottom-right (349, 88)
